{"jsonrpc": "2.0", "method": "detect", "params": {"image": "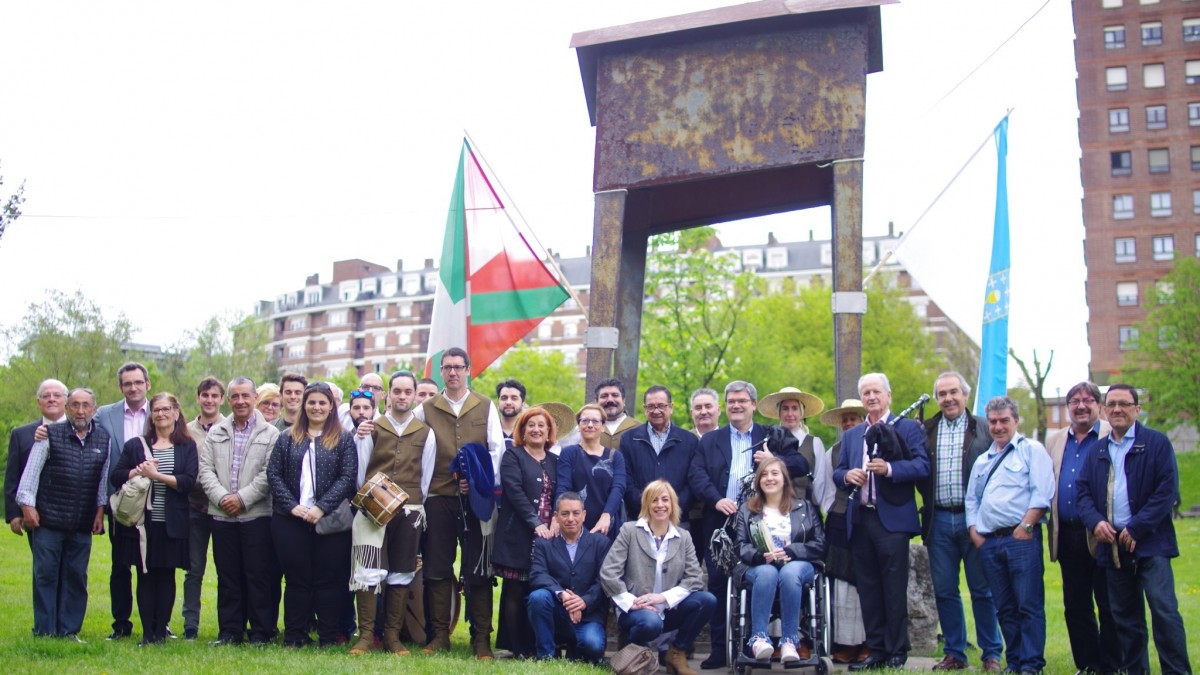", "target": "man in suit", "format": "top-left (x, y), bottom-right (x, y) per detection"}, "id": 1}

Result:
top-left (1044, 381), bottom-right (1120, 675)
top-left (919, 372), bottom-right (1001, 672)
top-left (597, 378), bottom-right (640, 450)
top-left (1077, 384), bottom-right (1191, 675)
top-left (689, 388), bottom-right (720, 438)
top-left (688, 380), bottom-right (770, 669)
top-left (526, 491), bottom-right (611, 664)
top-left (620, 385), bottom-right (698, 525)
top-left (93, 361), bottom-right (151, 640)
top-left (834, 372), bottom-right (930, 671)
top-left (6, 379), bottom-right (68, 537)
